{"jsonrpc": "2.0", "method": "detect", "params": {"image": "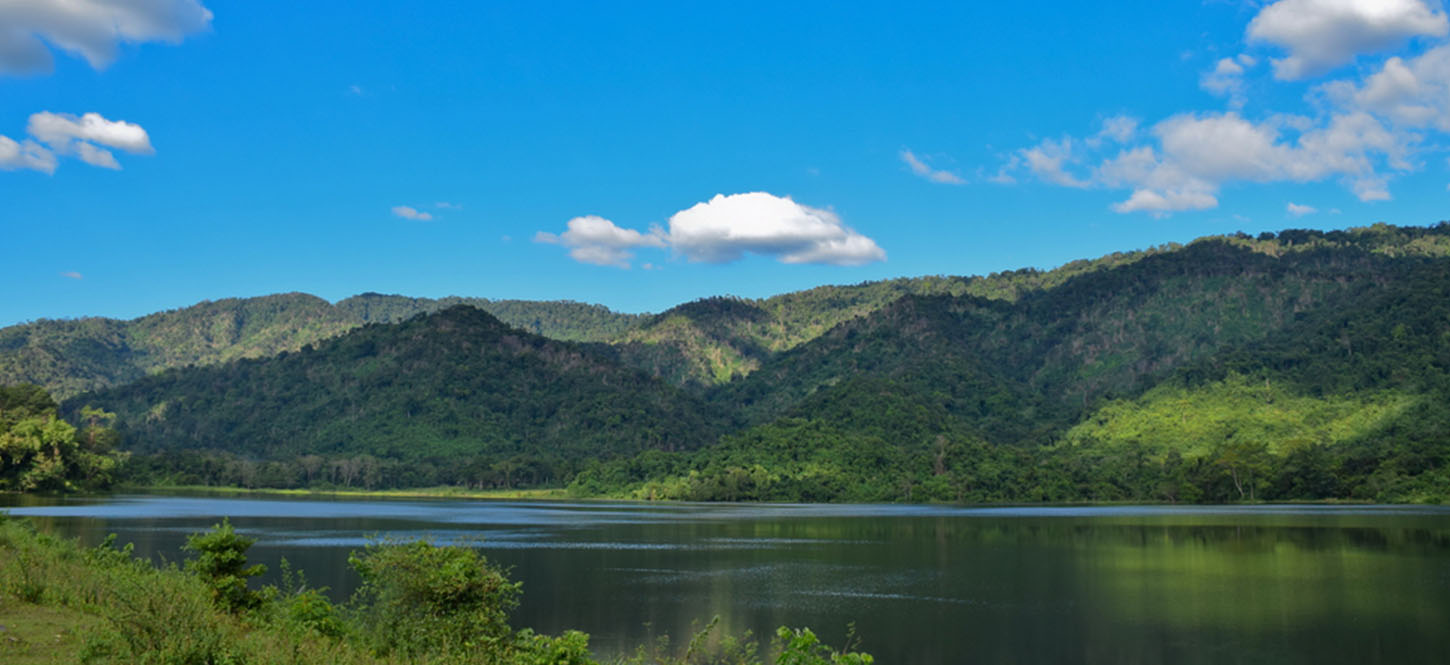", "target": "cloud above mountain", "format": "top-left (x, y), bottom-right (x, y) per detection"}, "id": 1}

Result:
top-left (535, 192), bottom-right (886, 269)
top-left (993, 0), bottom-right (1450, 215)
